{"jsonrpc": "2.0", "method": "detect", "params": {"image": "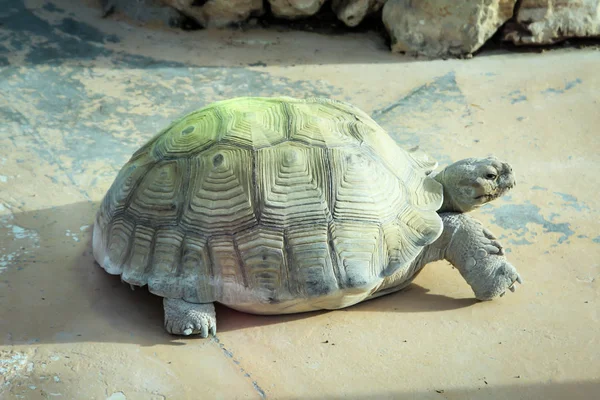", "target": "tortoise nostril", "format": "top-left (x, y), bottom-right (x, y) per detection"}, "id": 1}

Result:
top-left (502, 163), bottom-right (513, 173)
